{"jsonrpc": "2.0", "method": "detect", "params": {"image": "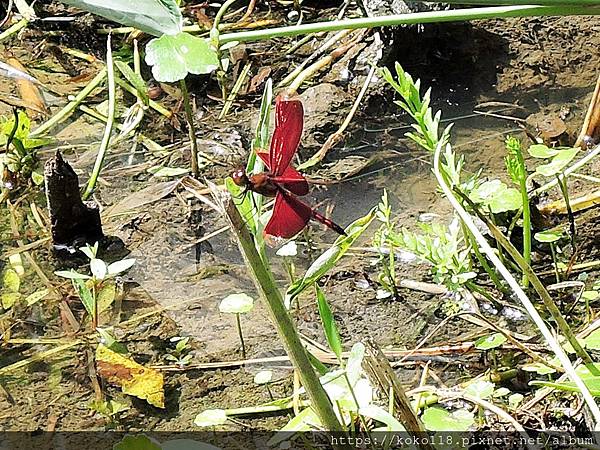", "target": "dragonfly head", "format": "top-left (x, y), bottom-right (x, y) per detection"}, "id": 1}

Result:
top-left (231, 168), bottom-right (249, 187)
